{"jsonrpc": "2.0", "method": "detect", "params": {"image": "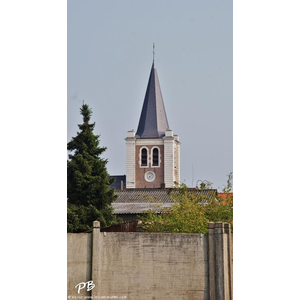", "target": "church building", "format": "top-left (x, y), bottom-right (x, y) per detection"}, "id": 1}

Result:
top-left (125, 61), bottom-right (180, 189)
top-left (109, 59), bottom-right (218, 221)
